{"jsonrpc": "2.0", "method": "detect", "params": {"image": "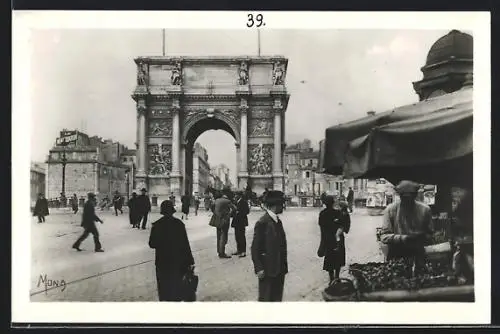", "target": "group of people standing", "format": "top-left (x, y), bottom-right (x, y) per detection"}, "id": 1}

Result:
top-left (127, 188), bottom-right (152, 229)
